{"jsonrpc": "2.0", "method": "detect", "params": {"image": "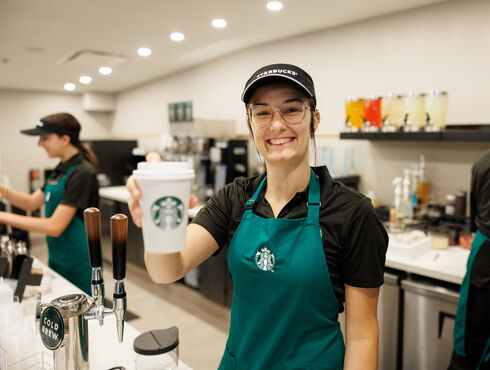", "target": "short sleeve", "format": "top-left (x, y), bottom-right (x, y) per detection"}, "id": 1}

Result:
top-left (192, 183), bottom-right (235, 249)
top-left (61, 169), bottom-right (97, 210)
top-left (341, 197), bottom-right (388, 288)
